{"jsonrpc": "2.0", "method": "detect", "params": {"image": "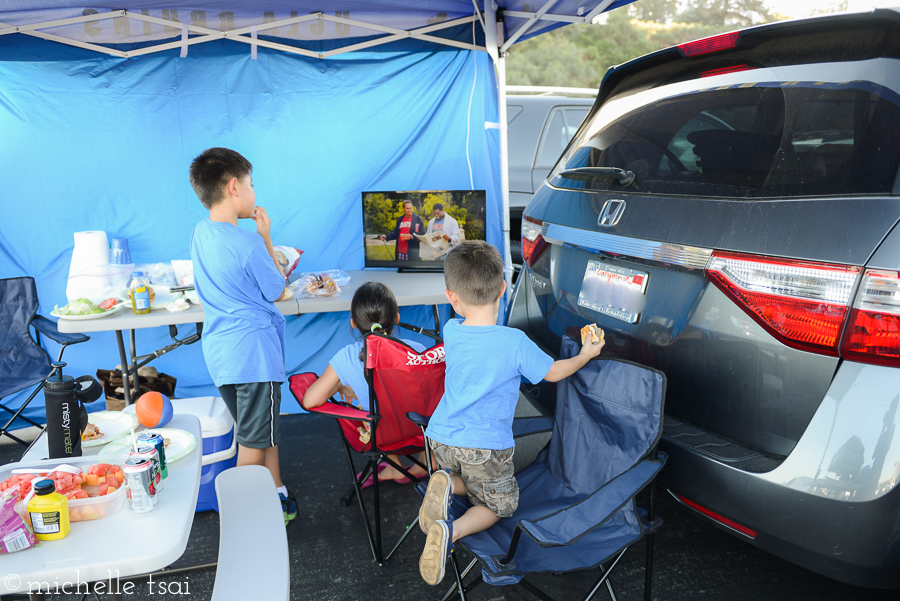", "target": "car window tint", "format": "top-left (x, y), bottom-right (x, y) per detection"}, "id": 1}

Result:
top-left (555, 82), bottom-right (900, 198)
